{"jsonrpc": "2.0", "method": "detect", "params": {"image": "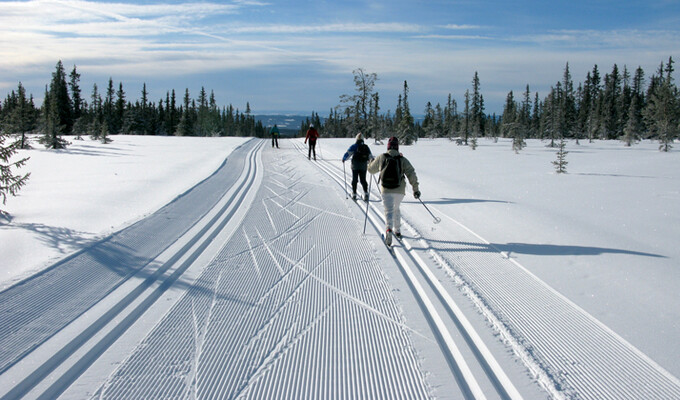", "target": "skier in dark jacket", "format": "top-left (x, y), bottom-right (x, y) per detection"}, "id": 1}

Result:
top-left (342, 133), bottom-right (374, 201)
top-left (270, 124), bottom-right (280, 148)
top-left (304, 124), bottom-right (319, 160)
